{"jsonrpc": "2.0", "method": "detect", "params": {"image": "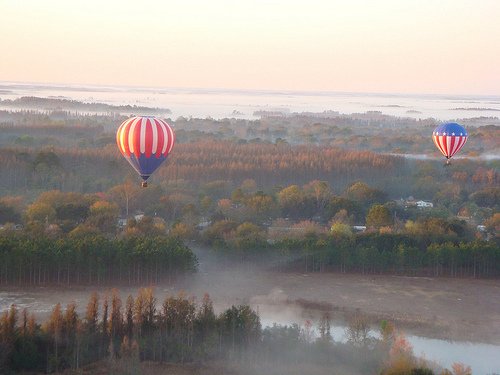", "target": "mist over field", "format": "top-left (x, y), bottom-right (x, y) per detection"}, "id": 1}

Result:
top-left (1, 1), bottom-right (500, 373)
